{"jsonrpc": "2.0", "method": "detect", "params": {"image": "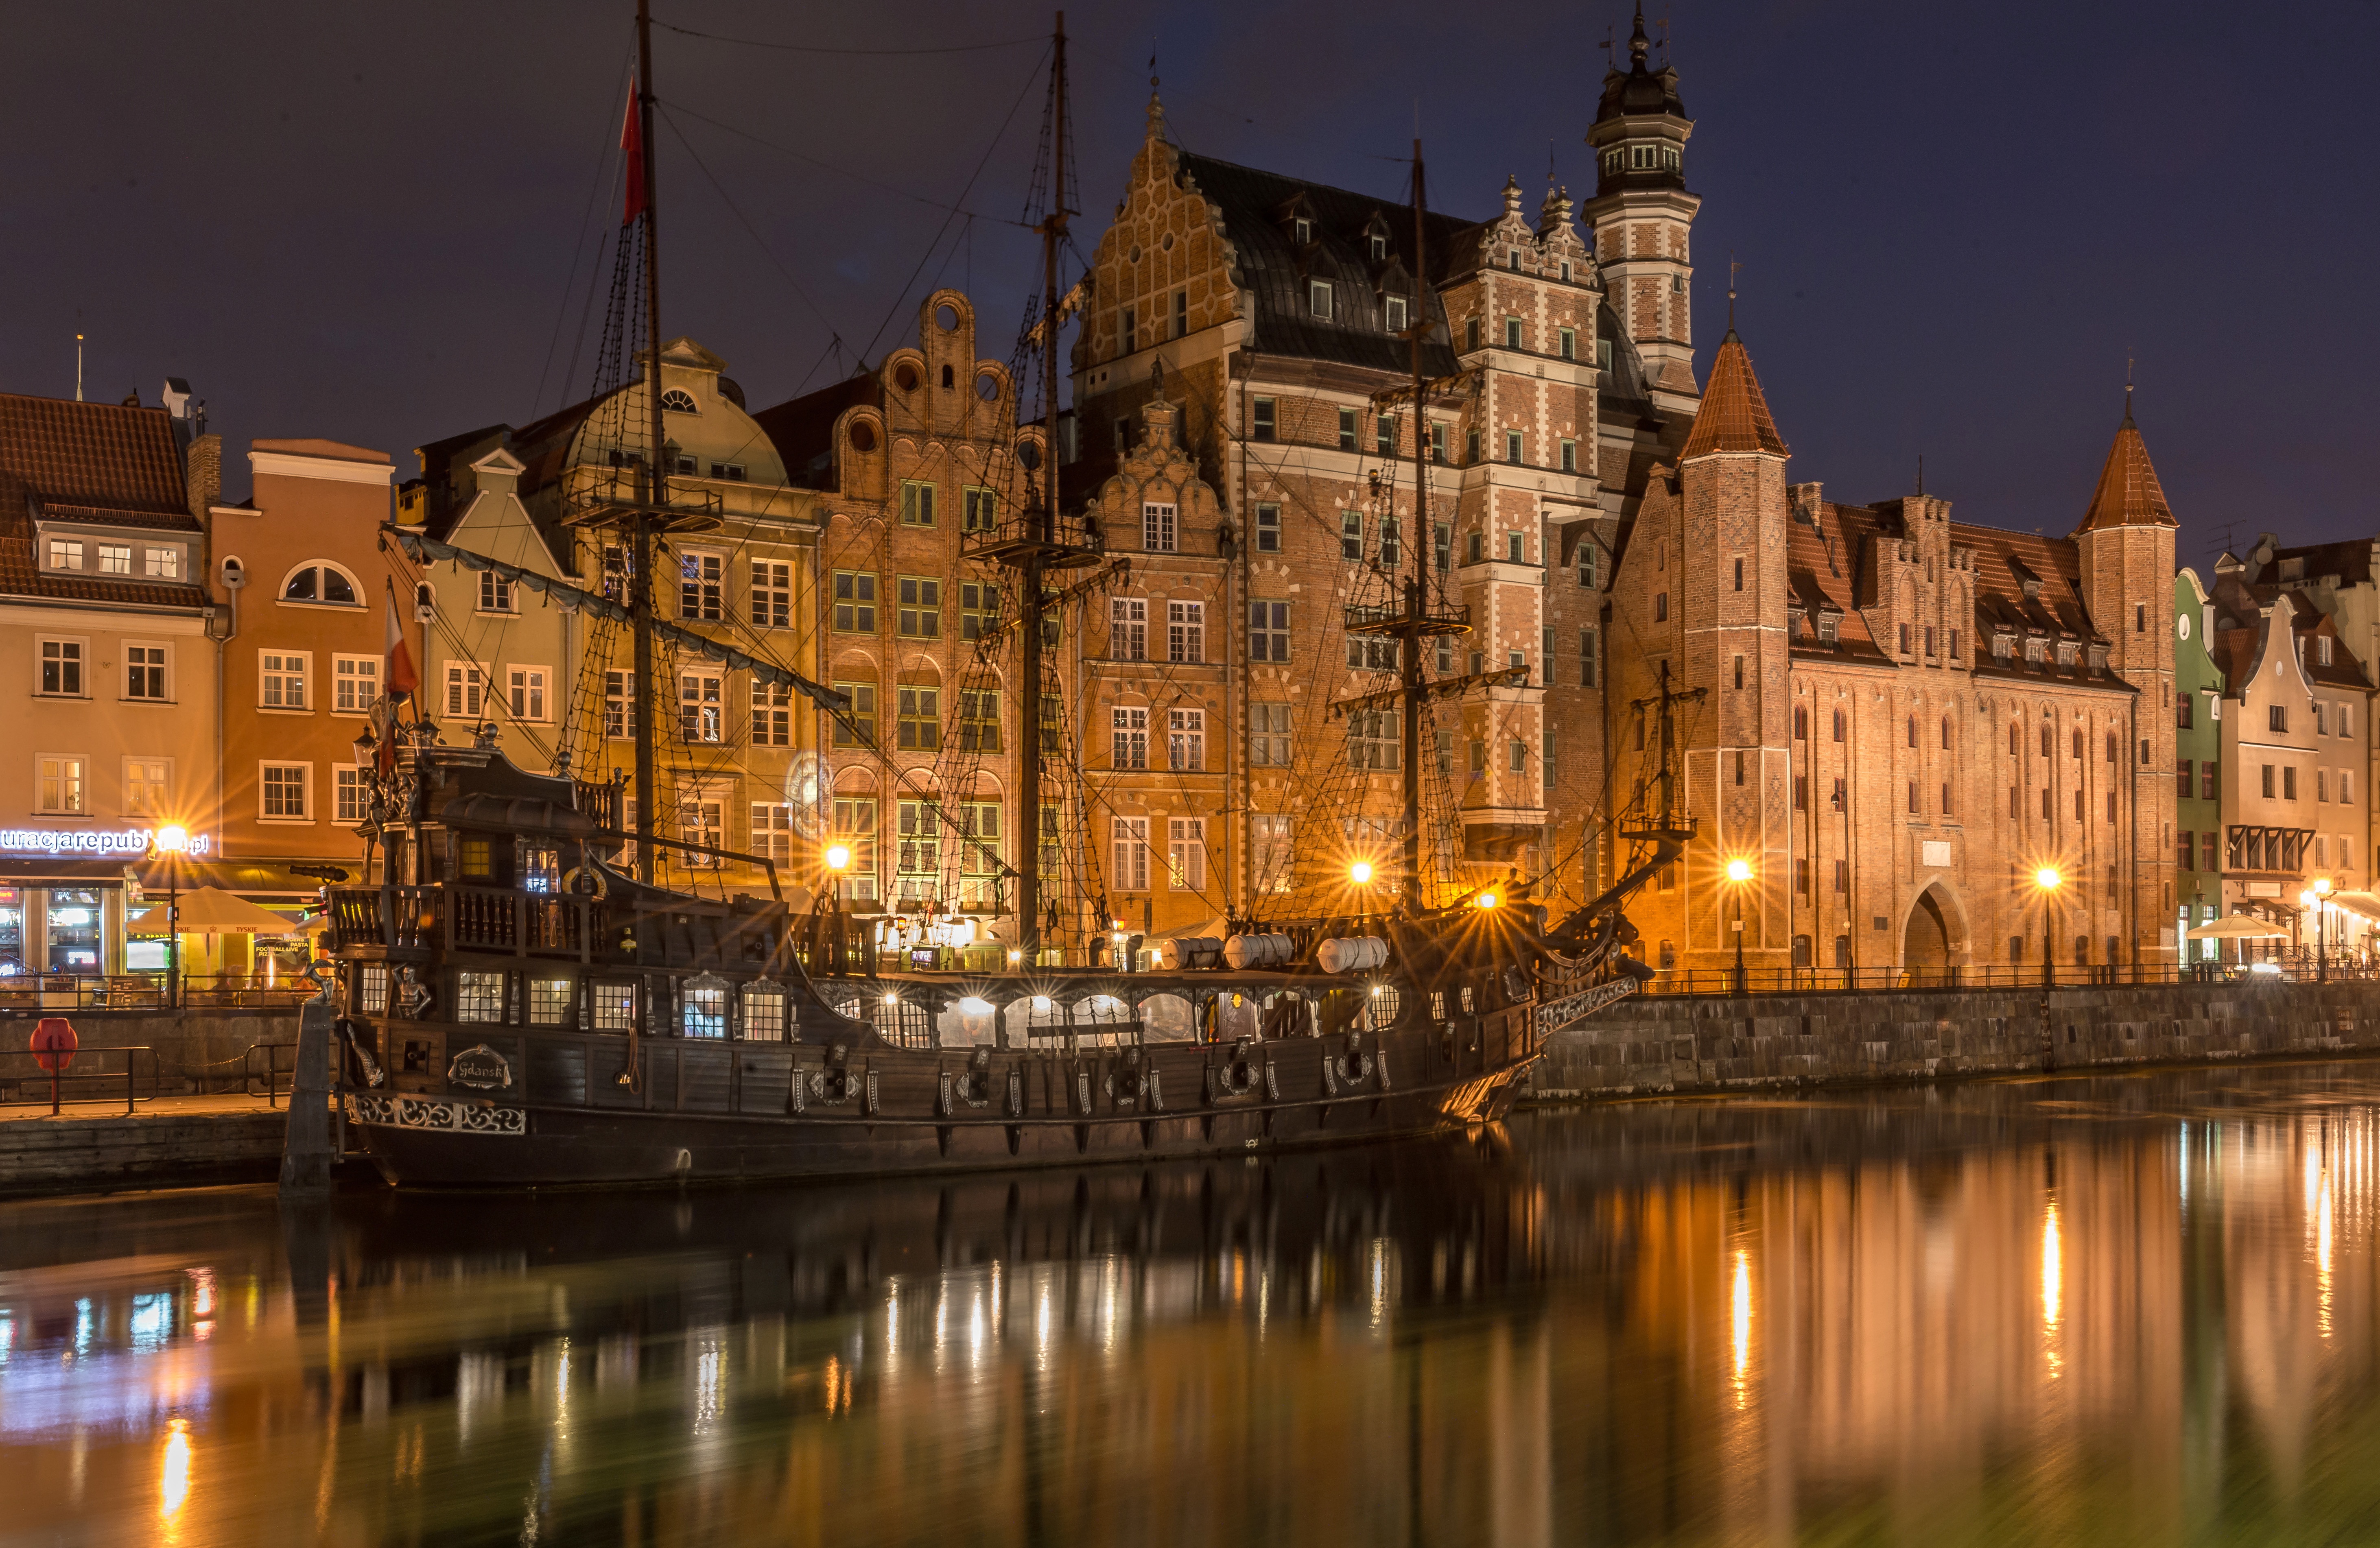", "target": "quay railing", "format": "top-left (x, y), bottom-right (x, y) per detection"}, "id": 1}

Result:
top-left (1628, 956), bottom-right (2377, 999)
top-left (0, 1046), bottom-right (161, 1114)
